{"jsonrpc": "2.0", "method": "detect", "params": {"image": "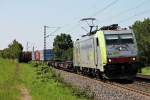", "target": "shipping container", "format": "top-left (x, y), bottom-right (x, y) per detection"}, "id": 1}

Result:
top-left (33, 49), bottom-right (54, 61)
top-left (35, 51), bottom-right (40, 61)
top-left (44, 49), bottom-right (54, 61)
